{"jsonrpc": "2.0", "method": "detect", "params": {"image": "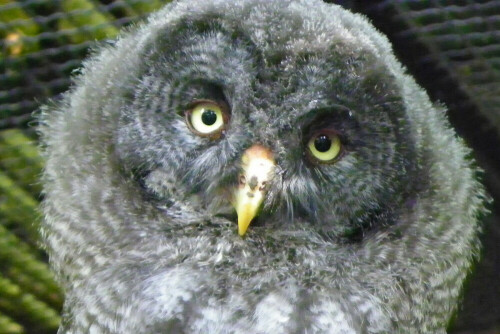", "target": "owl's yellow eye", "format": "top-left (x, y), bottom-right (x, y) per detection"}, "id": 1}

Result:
top-left (307, 132), bottom-right (342, 163)
top-left (186, 100), bottom-right (228, 138)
